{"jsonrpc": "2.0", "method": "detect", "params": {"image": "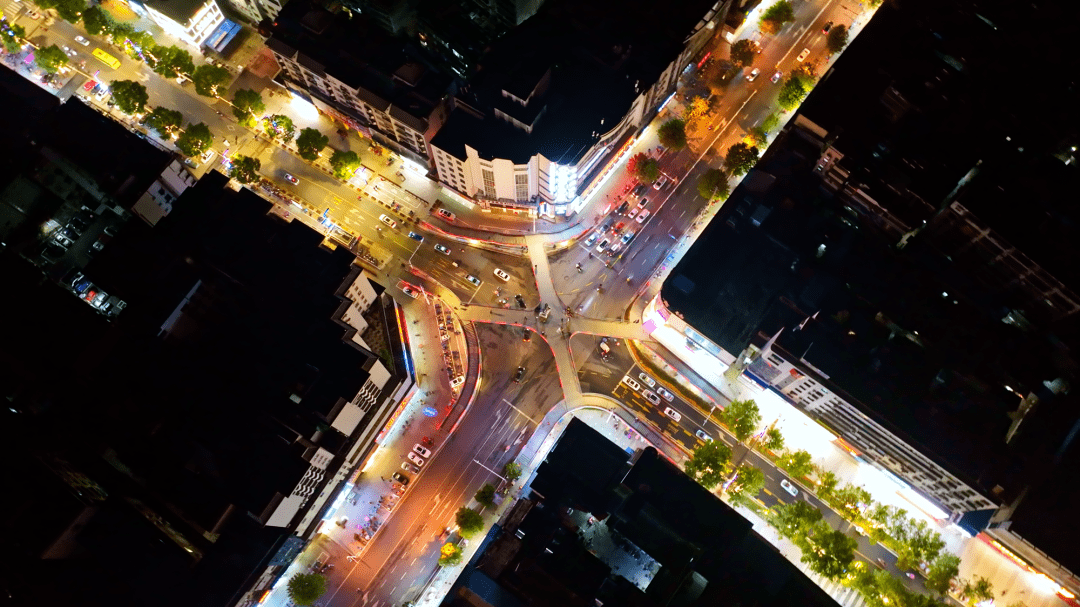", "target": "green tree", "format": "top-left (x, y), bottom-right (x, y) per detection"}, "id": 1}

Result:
top-left (455, 507), bottom-right (484, 538)
top-left (697, 168), bottom-right (729, 201)
top-left (0, 23), bottom-right (26, 53)
top-left (150, 45), bottom-right (194, 78)
top-left (634, 156), bottom-right (660, 183)
top-left (263, 114), bottom-right (296, 142)
top-left (730, 39), bottom-right (757, 68)
top-left (801, 521), bottom-right (857, 579)
top-left (143, 106), bottom-right (184, 137)
top-left (286, 573), bottom-right (327, 606)
top-left (175, 122), bottom-right (213, 157)
top-left (830, 484), bottom-right (873, 521)
top-left (718, 399), bottom-right (761, 442)
top-left (109, 80), bottom-right (149, 115)
top-left (296, 128), bottom-right (329, 161)
top-left (503, 461), bottom-right (522, 482)
top-left (192, 64), bottom-right (231, 97)
top-left (895, 519), bottom-right (945, 571)
top-left (959, 576), bottom-right (994, 605)
top-left (34, 45), bottom-right (69, 74)
top-left (683, 440), bottom-right (732, 490)
top-left (924, 554), bottom-right (961, 596)
top-left (778, 75), bottom-right (811, 111)
top-left (814, 470), bottom-right (838, 501)
top-left (827, 24), bottom-right (849, 54)
top-left (231, 88), bottom-right (264, 126)
top-left (127, 30), bottom-right (155, 53)
top-left (439, 542), bottom-right (463, 567)
top-left (39, 0), bottom-right (88, 23)
top-left (724, 142), bottom-right (760, 177)
top-left (771, 500), bottom-right (822, 541)
top-left (657, 119), bottom-right (687, 150)
top-left (763, 427), bottom-right (785, 452)
top-left (330, 150), bottom-right (361, 180)
top-left (475, 484), bottom-right (496, 509)
top-left (229, 155), bottom-right (261, 184)
top-left (727, 464), bottom-right (765, 505)
top-left (759, 1), bottom-right (795, 35)
top-left (108, 22), bottom-right (134, 44)
top-left (80, 5), bottom-right (113, 36)
top-left (684, 96), bottom-right (710, 123)
top-left (777, 449), bottom-right (815, 480)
